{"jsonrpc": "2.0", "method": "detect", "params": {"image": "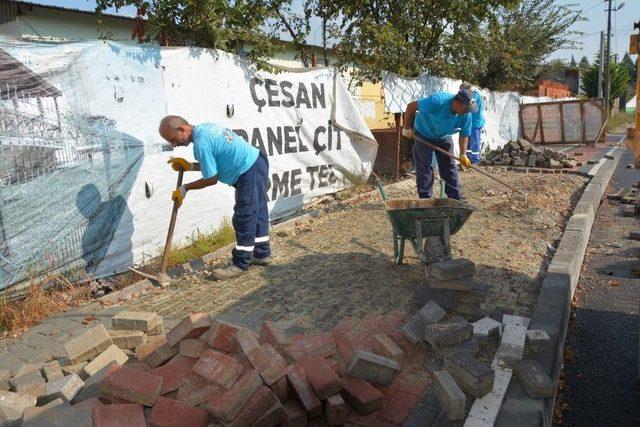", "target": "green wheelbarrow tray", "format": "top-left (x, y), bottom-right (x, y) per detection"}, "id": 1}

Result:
top-left (376, 179), bottom-right (476, 265)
